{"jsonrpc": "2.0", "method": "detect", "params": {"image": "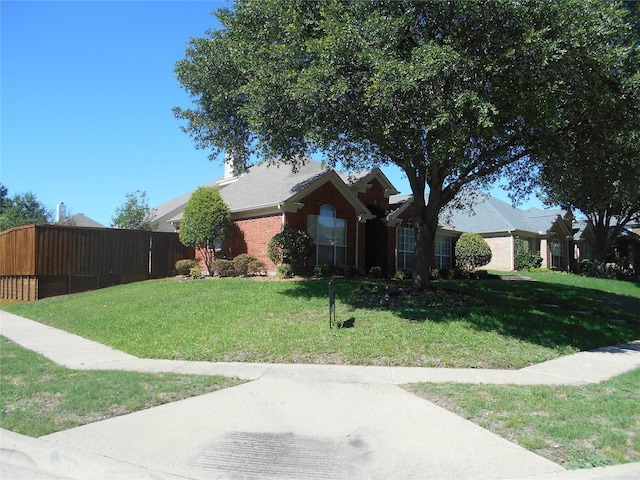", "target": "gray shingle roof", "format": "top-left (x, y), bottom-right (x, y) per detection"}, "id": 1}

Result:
top-left (444, 194), bottom-right (566, 234)
top-left (217, 159), bottom-right (331, 212)
top-left (389, 192), bottom-right (567, 235)
top-left (151, 158), bottom-right (385, 230)
top-left (59, 213), bottom-right (105, 228)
